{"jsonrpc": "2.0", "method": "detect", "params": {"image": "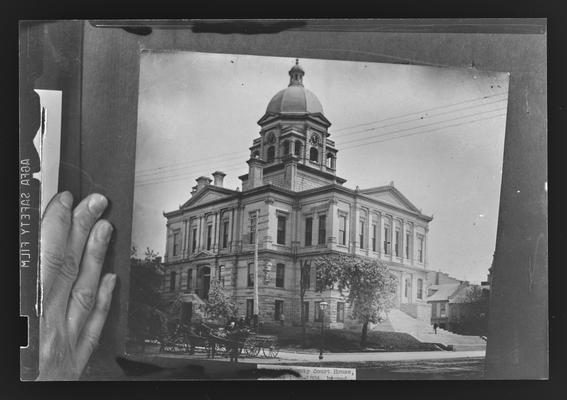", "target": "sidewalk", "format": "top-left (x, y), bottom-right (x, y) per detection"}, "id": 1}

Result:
top-left (153, 349), bottom-right (485, 364)
top-left (243, 349), bottom-right (485, 364)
